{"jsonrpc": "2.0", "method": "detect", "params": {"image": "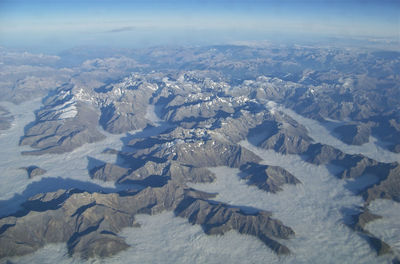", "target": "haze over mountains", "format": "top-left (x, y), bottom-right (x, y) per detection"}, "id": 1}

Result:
top-left (0, 43), bottom-right (399, 263)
